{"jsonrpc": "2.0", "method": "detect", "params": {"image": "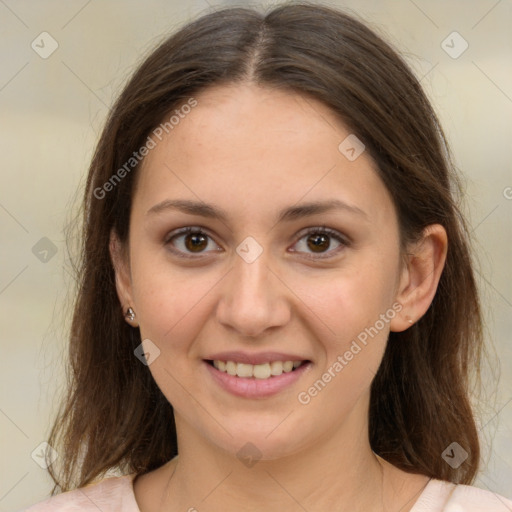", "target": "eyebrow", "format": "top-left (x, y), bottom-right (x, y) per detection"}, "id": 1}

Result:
top-left (146, 198), bottom-right (368, 222)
